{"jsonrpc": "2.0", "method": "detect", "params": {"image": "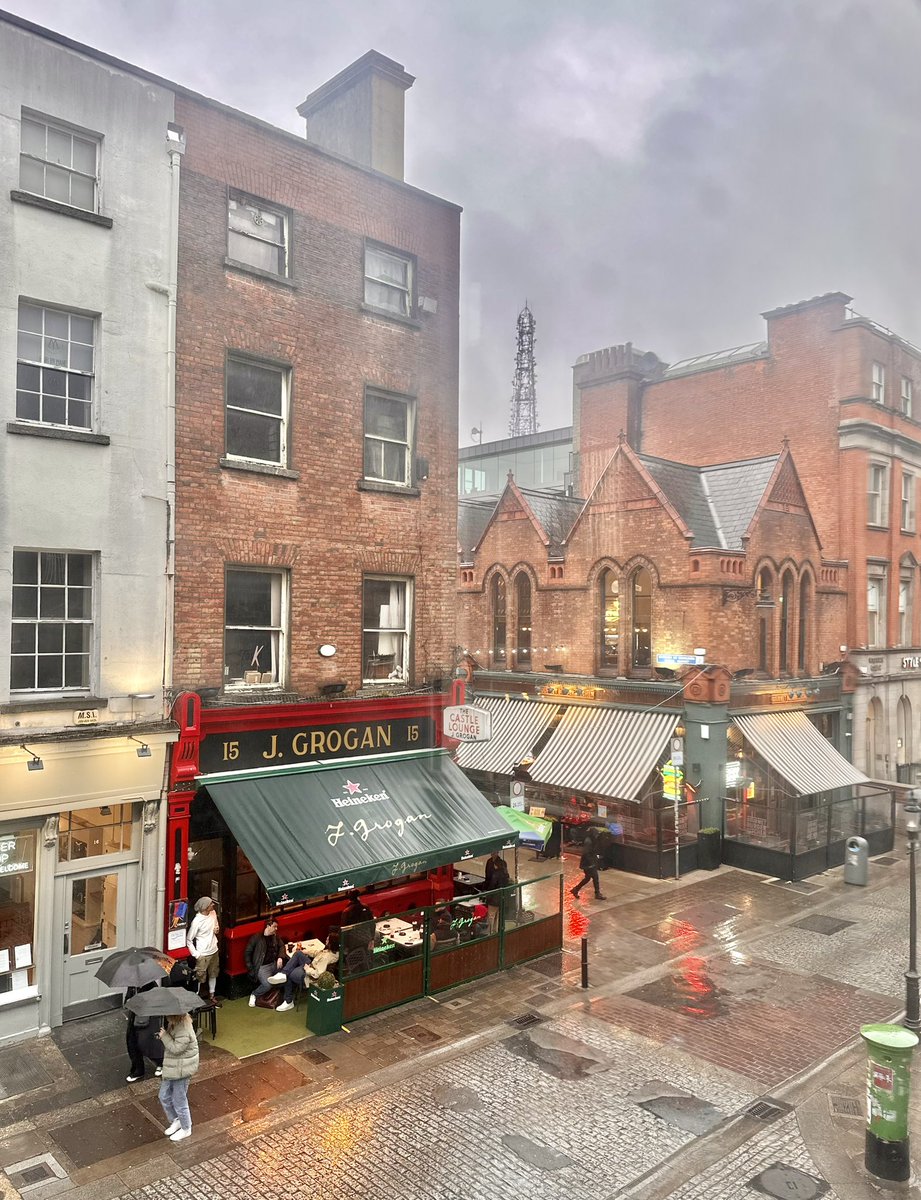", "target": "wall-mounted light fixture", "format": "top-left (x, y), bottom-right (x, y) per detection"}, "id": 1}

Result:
top-left (318, 644), bottom-right (337, 658)
top-left (99, 805), bottom-right (112, 816)
top-left (21, 743), bottom-right (43, 771)
top-left (128, 693), bottom-right (156, 700)
top-left (128, 736), bottom-right (151, 758)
